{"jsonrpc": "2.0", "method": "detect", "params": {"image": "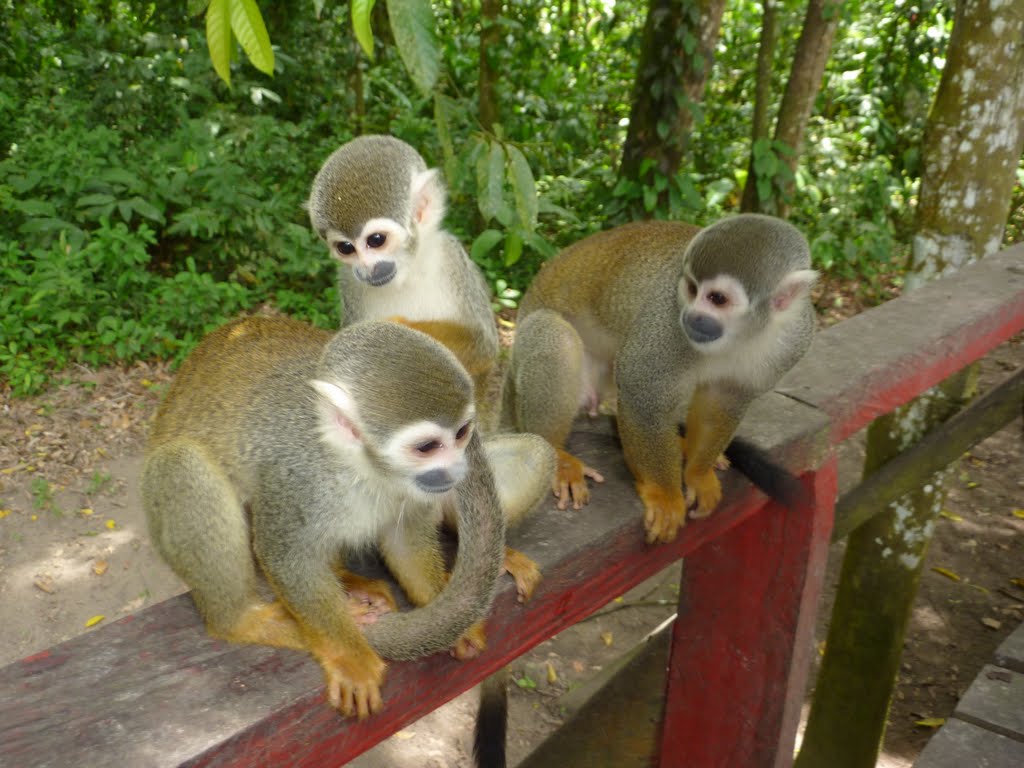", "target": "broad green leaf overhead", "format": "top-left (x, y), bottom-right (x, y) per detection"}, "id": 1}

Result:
top-left (230, 0), bottom-right (274, 76)
top-left (352, 0), bottom-right (376, 59)
top-left (386, 0), bottom-right (441, 96)
top-left (205, 0), bottom-right (232, 86)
